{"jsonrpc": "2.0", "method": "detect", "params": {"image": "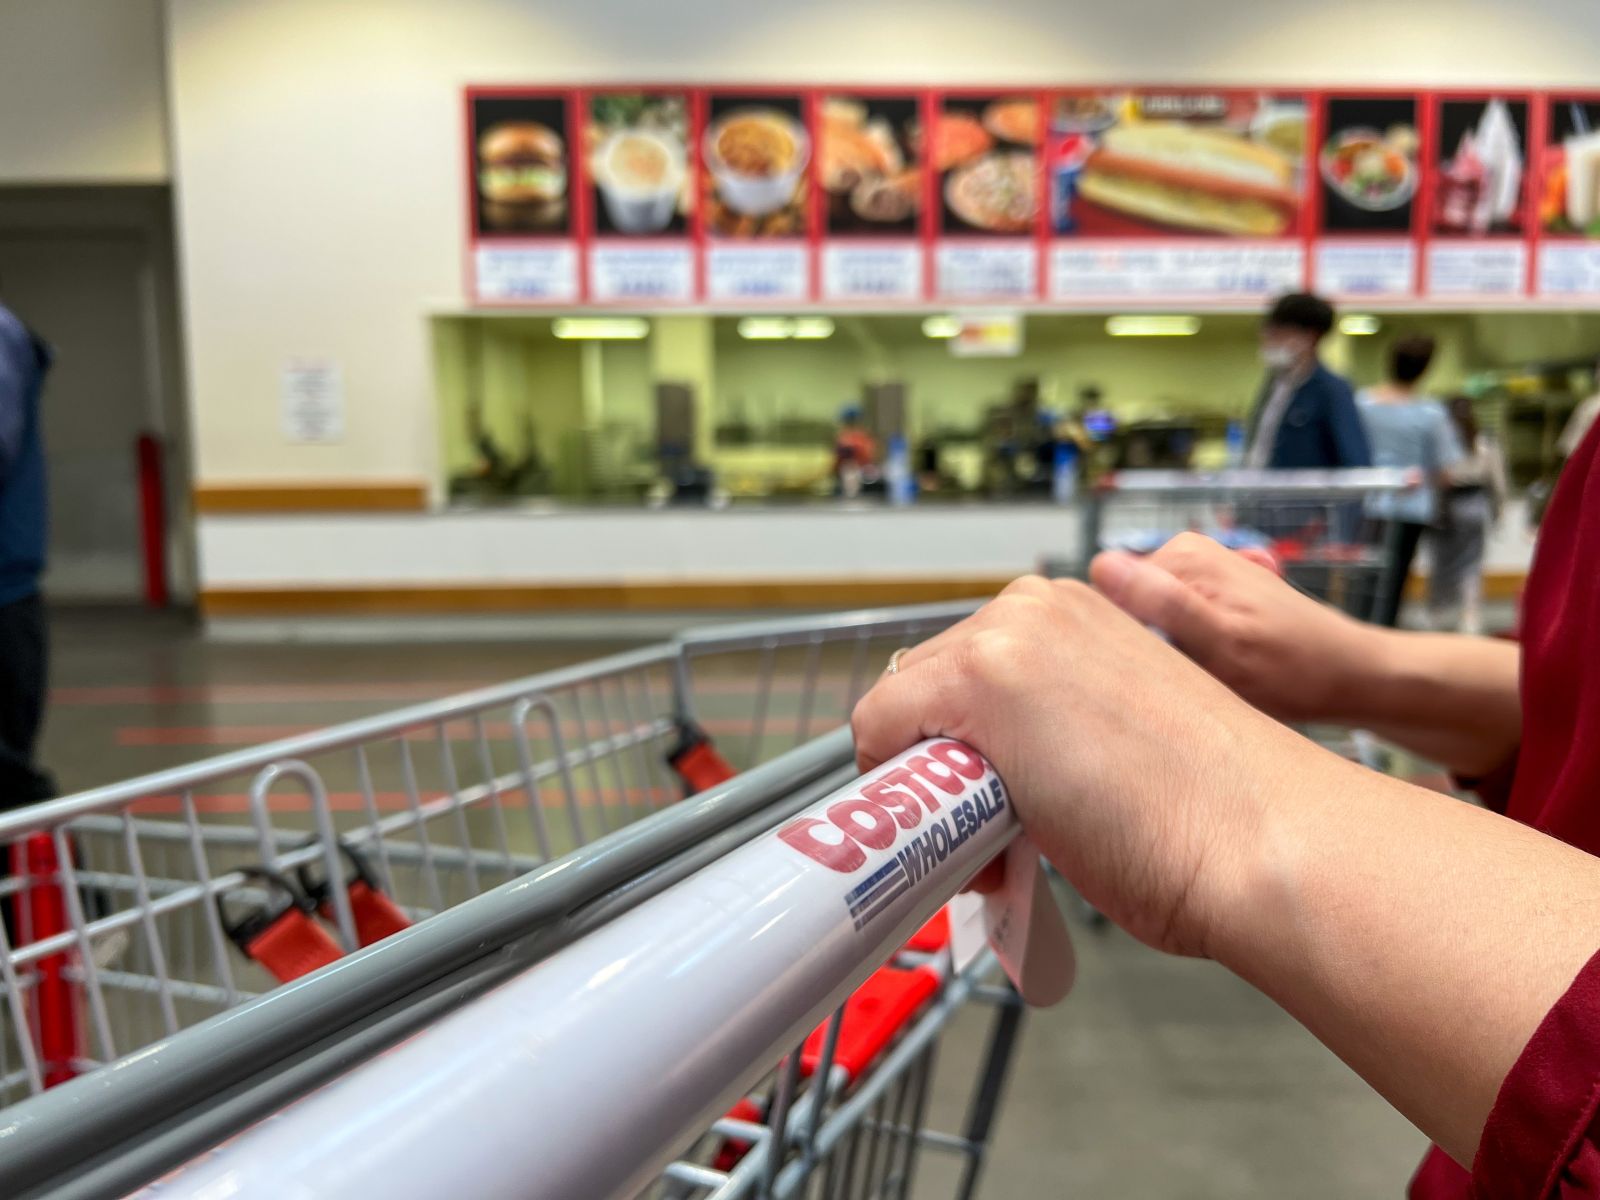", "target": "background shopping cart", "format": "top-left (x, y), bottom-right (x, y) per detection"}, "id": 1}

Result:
top-left (0, 602), bottom-right (1033, 1200)
top-left (1049, 468), bottom-right (1415, 622)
